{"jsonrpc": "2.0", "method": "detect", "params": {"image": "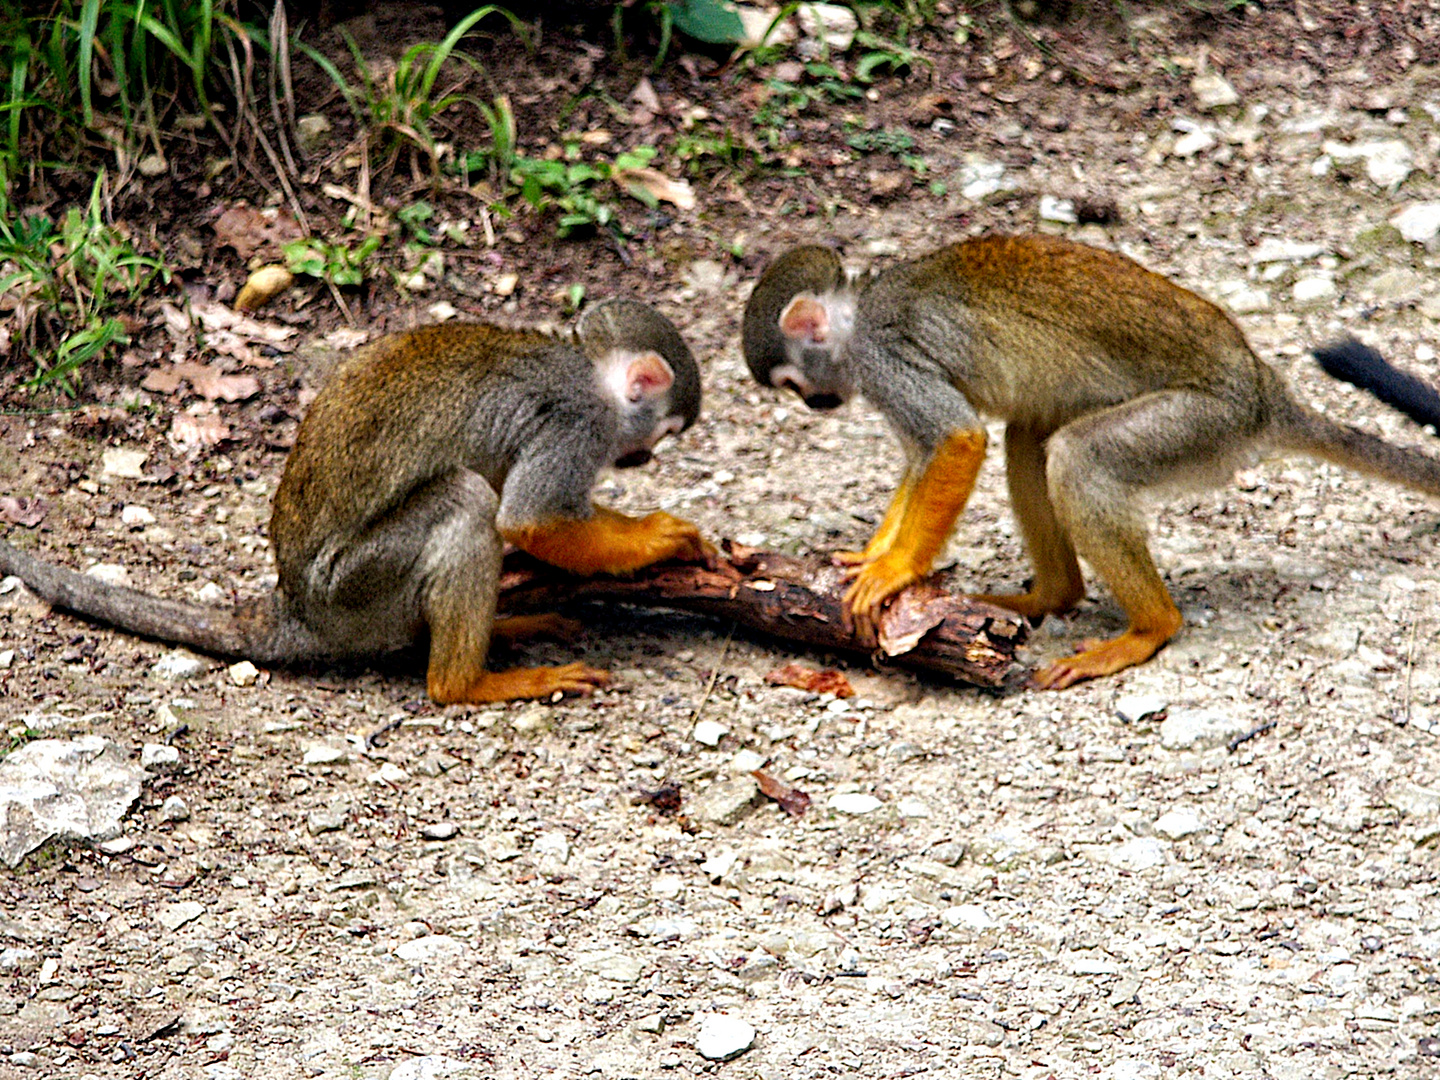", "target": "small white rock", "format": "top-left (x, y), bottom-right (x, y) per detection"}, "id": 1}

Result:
top-left (120, 504), bottom-right (156, 528)
top-left (161, 795), bottom-right (190, 822)
top-left (1293, 275), bottom-right (1338, 304)
top-left (152, 650), bottom-right (206, 680)
top-left (795, 2), bottom-right (856, 50)
top-left (1191, 71), bottom-right (1239, 110)
top-left (693, 719), bottom-right (728, 747)
top-left (301, 742), bottom-right (348, 766)
top-left (729, 748), bottom-right (766, 773)
top-left (84, 563), bottom-right (130, 587)
top-left (943, 903), bottom-right (996, 930)
top-left (532, 830), bottom-right (571, 865)
top-left (227, 660), bottom-right (259, 687)
top-left (156, 900), bottom-right (205, 931)
top-left (1154, 809), bottom-right (1203, 840)
top-left (1391, 201), bottom-right (1440, 243)
top-left (367, 762), bottom-right (409, 785)
top-left (1115, 694), bottom-right (1168, 723)
top-left (140, 743), bottom-right (180, 768)
top-left (695, 1012), bottom-right (756, 1061)
top-left (1159, 709), bottom-right (1252, 750)
top-left (1038, 195), bottom-right (1077, 224)
top-left (395, 935), bottom-right (467, 963)
top-left (0, 649), bottom-right (13, 670)
top-left (700, 849), bottom-right (739, 881)
top-left (195, 581), bottom-right (226, 604)
top-left (829, 792), bottom-right (883, 815)
top-left (100, 448), bottom-right (148, 480)
top-left (421, 822), bottom-right (458, 840)
top-left (1171, 128), bottom-right (1217, 158)
top-left (896, 797), bottom-right (931, 818)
